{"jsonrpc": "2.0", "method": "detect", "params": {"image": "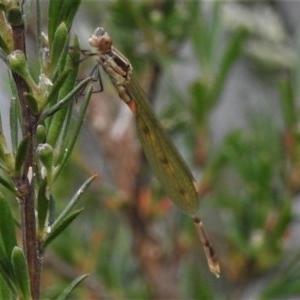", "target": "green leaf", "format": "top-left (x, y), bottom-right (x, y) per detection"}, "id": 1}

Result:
top-left (54, 274), bottom-right (89, 300)
top-left (37, 180), bottom-right (49, 240)
top-left (22, 0), bottom-right (33, 28)
top-left (39, 75), bottom-right (91, 122)
top-left (51, 44), bottom-right (69, 82)
top-left (189, 80), bottom-right (210, 122)
top-left (11, 247), bottom-right (31, 300)
top-left (48, 0), bottom-right (64, 45)
top-left (37, 143), bottom-right (54, 182)
top-left (0, 272), bottom-right (13, 300)
top-left (14, 136), bottom-right (29, 176)
top-left (43, 175), bottom-right (96, 248)
top-left (279, 79), bottom-right (297, 127)
top-left (55, 86), bottom-right (93, 177)
top-left (8, 67), bottom-right (19, 101)
top-left (0, 171), bottom-right (16, 194)
top-left (24, 92), bottom-right (39, 114)
top-left (0, 33), bottom-right (10, 54)
top-left (261, 252), bottom-right (300, 299)
top-left (52, 175), bottom-right (96, 228)
top-left (45, 68), bottom-right (72, 106)
top-left (49, 22), bottom-right (69, 75)
top-left (0, 118), bottom-right (14, 174)
top-left (212, 28), bottom-right (247, 101)
top-left (0, 195), bottom-right (17, 269)
top-left (48, 193), bottom-right (56, 227)
top-left (56, 36), bottom-right (81, 100)
top-left (48, 0), bottom-right (81, 46)
top-left (9, 97), bottom-right (20, 154)
top-left (8, 51), bottom-right (38, 93)
top-left (0, 262), bottom-right (17, 297)
top-left (58, 0), bottom-right (81, 33)
top-left (43, 208), bottom-right (84, 249)
top-left (45, 36), bottom-right (84, 147)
